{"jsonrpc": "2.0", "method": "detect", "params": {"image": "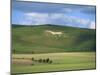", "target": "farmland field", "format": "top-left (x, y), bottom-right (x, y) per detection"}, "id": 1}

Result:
top-left (12, 52), bottom-right (96, 74)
